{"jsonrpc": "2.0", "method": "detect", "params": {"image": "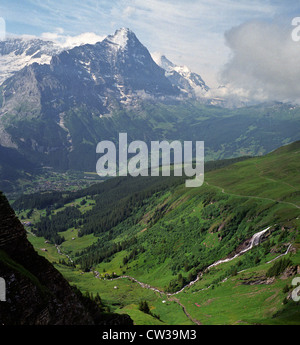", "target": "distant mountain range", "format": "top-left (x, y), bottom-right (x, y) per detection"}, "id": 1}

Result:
top-left (0, 29), bottom-right (210, 103)
top-left (0, 28), bottom-right (300, 193)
